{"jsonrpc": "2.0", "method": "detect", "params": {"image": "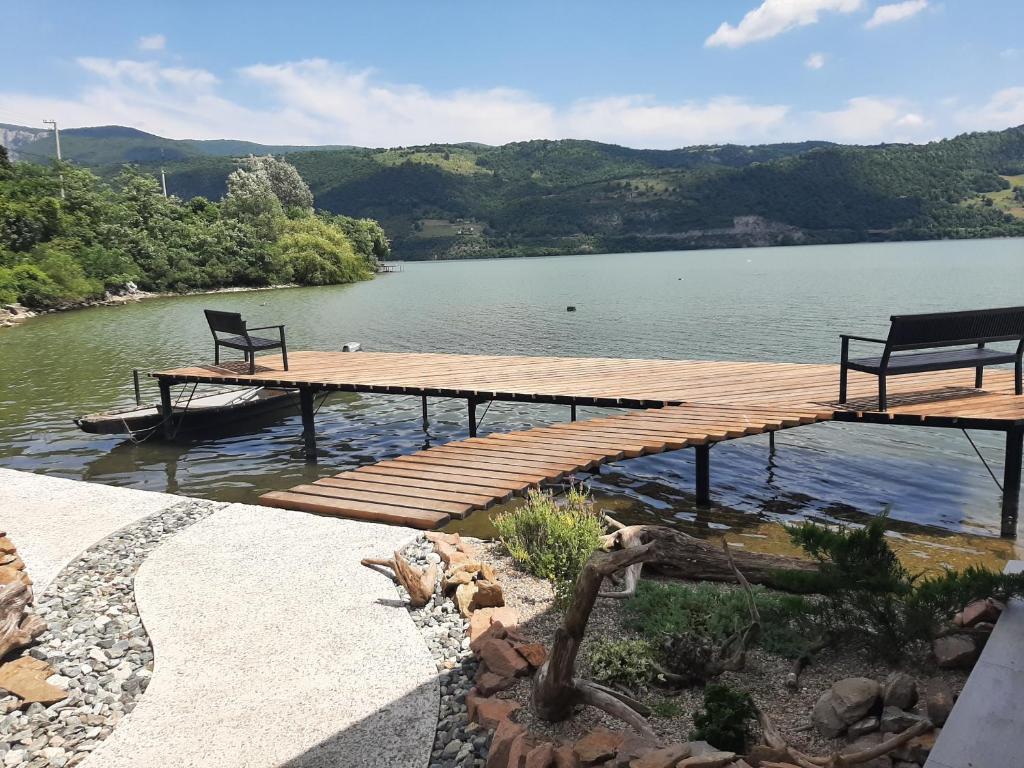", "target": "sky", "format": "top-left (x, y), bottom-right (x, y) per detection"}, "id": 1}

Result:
top-left (2, 0), bottom-right (1023, 149)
